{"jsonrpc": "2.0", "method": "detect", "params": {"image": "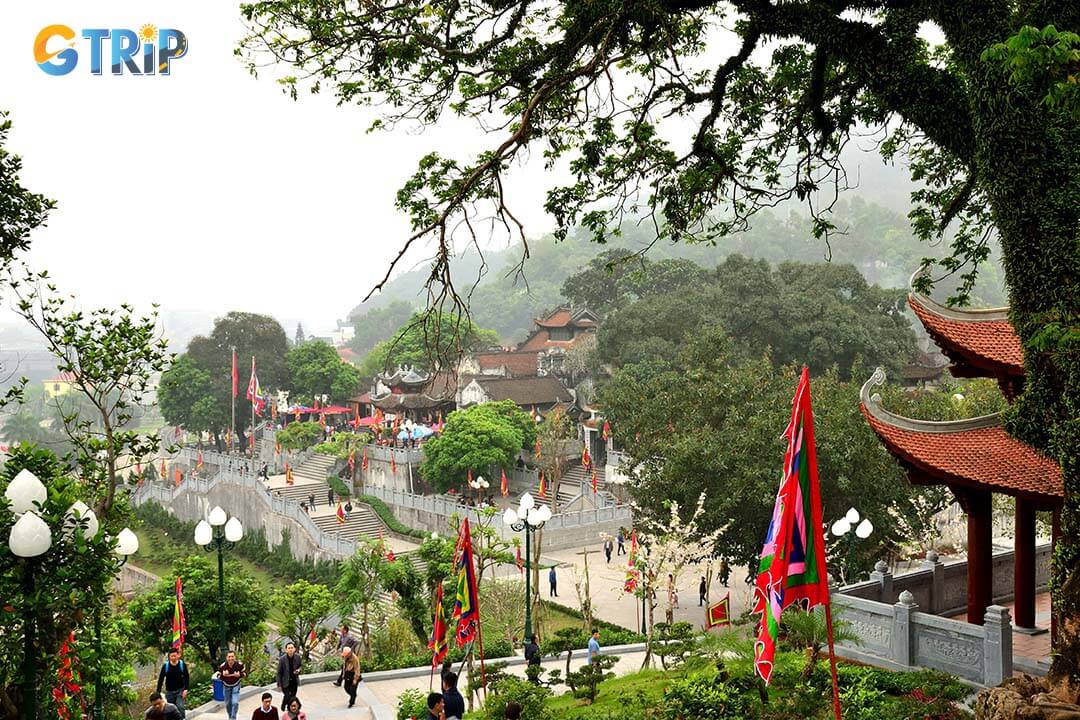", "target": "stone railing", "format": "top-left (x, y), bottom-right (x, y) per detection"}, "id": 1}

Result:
top-left (838, 545), bottom-right (1052, 617)
top-left (832, 591), bottom-right (1012, 686)
top-left (605, 449), bottom-right (629, 469)
top-left (175, 445), bottom-right (314, 473)
top-left (132, 469), bottom-right (358, 558)
top-left (364, 443), bottom-right (423, 465)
